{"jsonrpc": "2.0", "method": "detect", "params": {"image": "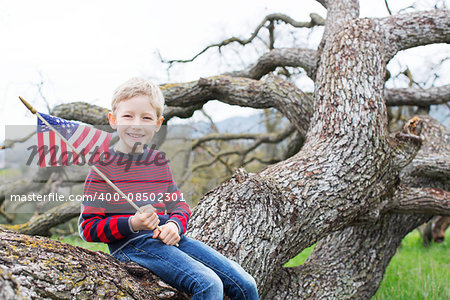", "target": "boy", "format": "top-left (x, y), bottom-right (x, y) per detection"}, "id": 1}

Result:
top-left (78, 77), bottom-right (259, 299)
